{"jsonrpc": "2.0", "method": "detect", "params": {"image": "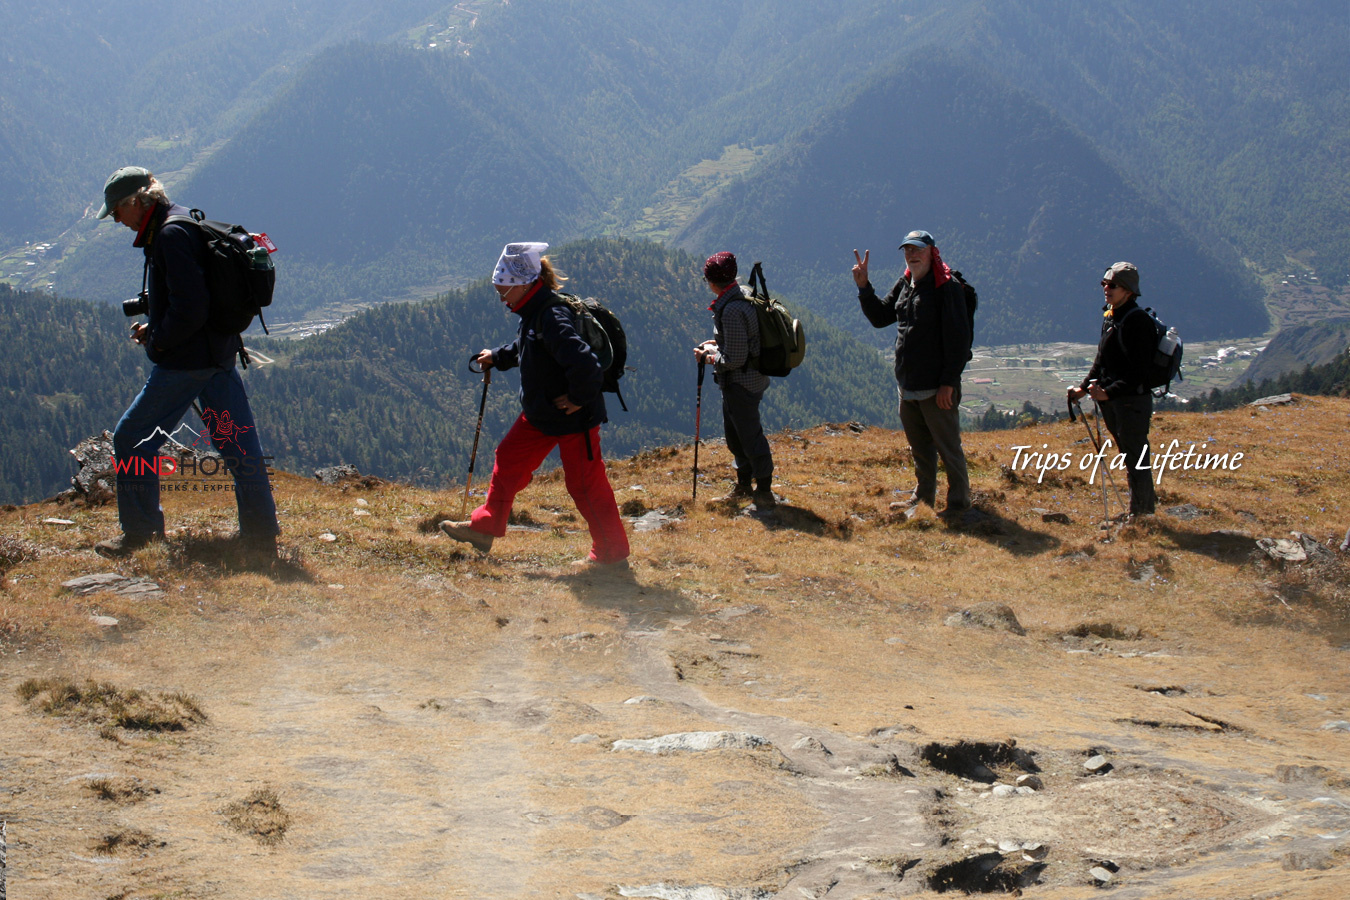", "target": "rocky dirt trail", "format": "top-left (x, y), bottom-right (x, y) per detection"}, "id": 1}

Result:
top-left (4, 568), bottom-right (1350, 899)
